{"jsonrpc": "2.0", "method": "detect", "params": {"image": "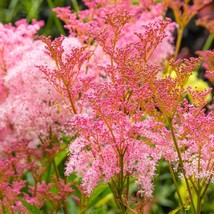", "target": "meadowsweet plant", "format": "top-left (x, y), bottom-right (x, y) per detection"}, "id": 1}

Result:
top-left (0, 0), bottom-right (213, 213)
top-left (0, 20), bottom-right (75, 213)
